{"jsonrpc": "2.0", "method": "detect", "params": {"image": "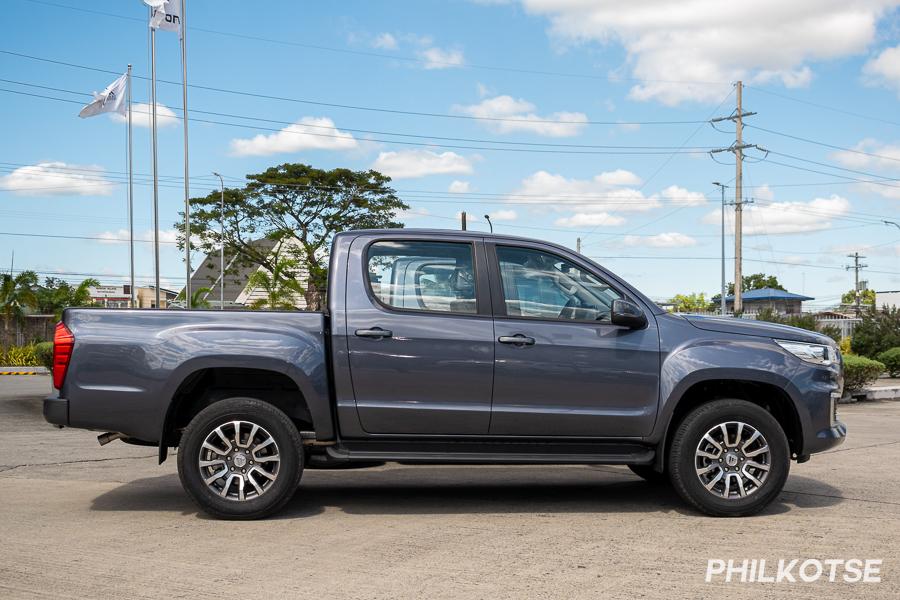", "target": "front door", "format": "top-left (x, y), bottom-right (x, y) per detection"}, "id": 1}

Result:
top-left (488, 243), bottom-right (660, 437)
top-left (346, 237), bottom-right (494, 435)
